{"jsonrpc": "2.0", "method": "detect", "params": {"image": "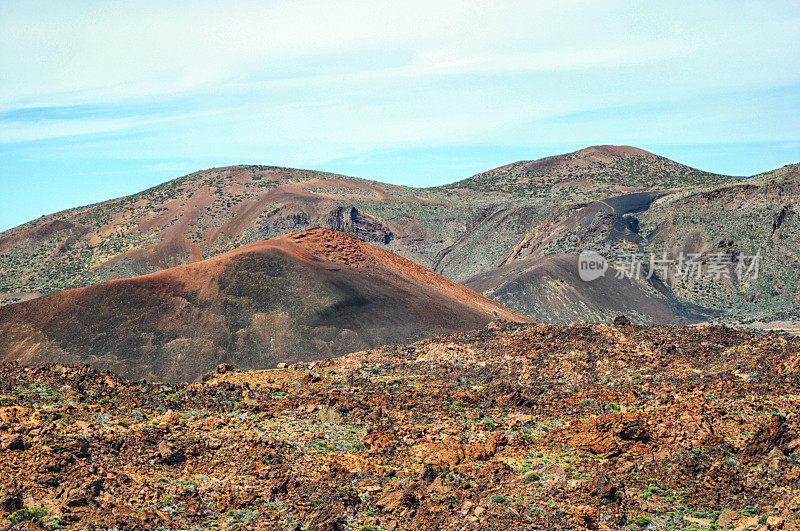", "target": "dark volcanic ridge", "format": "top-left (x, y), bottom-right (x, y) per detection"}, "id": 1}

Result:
top-left (0, 228), bottom-right (527, 382)
top-left (464, 253), bottom-right (678, 324)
